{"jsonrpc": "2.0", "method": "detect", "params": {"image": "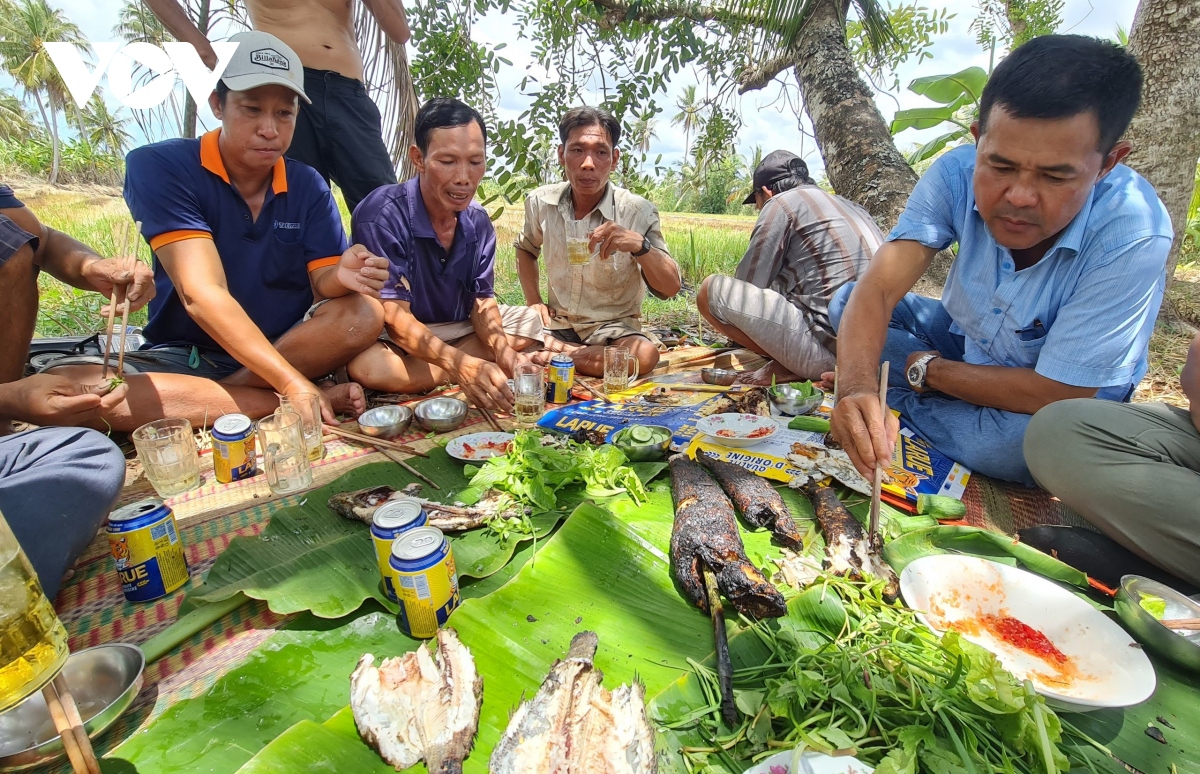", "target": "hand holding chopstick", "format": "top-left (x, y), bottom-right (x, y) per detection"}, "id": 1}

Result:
top-left (102, 220), bottom-right (142, 381)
